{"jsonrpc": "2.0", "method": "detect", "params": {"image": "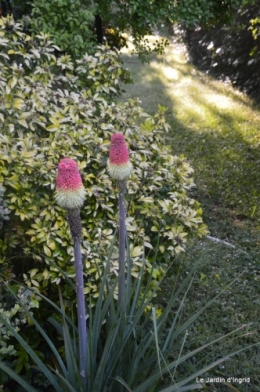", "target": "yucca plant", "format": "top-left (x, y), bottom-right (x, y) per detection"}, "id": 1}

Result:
top-left (0, 238), bottom-right (257, 391)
